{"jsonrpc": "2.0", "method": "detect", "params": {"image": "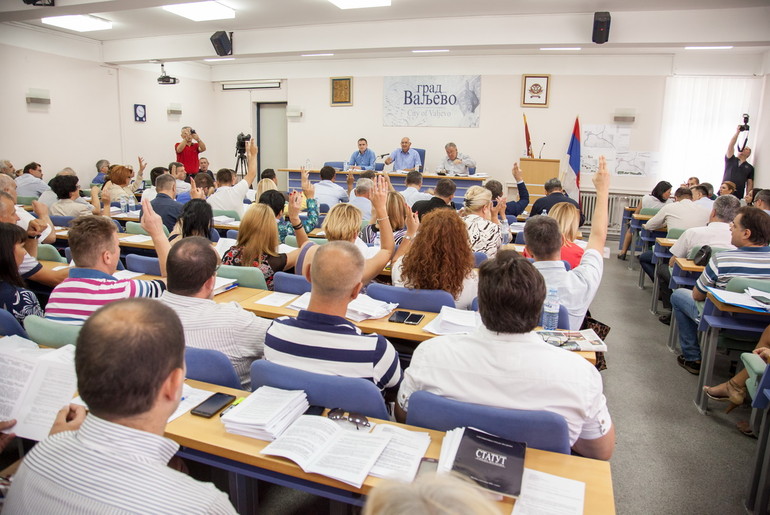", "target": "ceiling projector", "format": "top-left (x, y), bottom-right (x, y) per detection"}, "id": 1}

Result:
top-left (157, 64), bottom-right (179, 85)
